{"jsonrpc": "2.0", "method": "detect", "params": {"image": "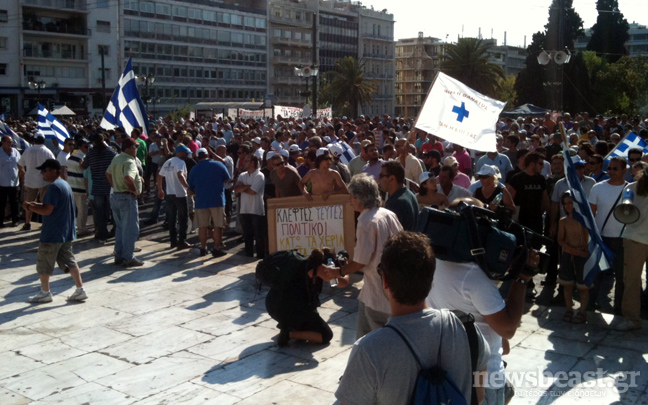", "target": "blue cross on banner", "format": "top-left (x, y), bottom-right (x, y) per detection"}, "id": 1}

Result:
top-left (452, 102), bottom-right (470, 122)
top-left (606, 132), bottom-right (648, 162)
